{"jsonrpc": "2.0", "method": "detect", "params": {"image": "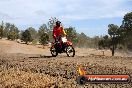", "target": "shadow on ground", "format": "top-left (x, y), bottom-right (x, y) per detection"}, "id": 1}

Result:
top-left (29, 55), bottom-right (53, 58)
